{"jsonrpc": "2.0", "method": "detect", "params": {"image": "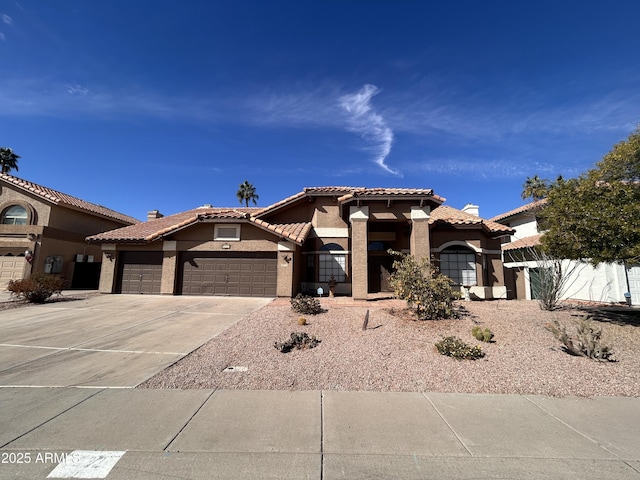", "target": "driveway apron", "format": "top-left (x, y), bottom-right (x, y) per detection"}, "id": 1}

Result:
top-left (0, 295), bottom-right (271, 387)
